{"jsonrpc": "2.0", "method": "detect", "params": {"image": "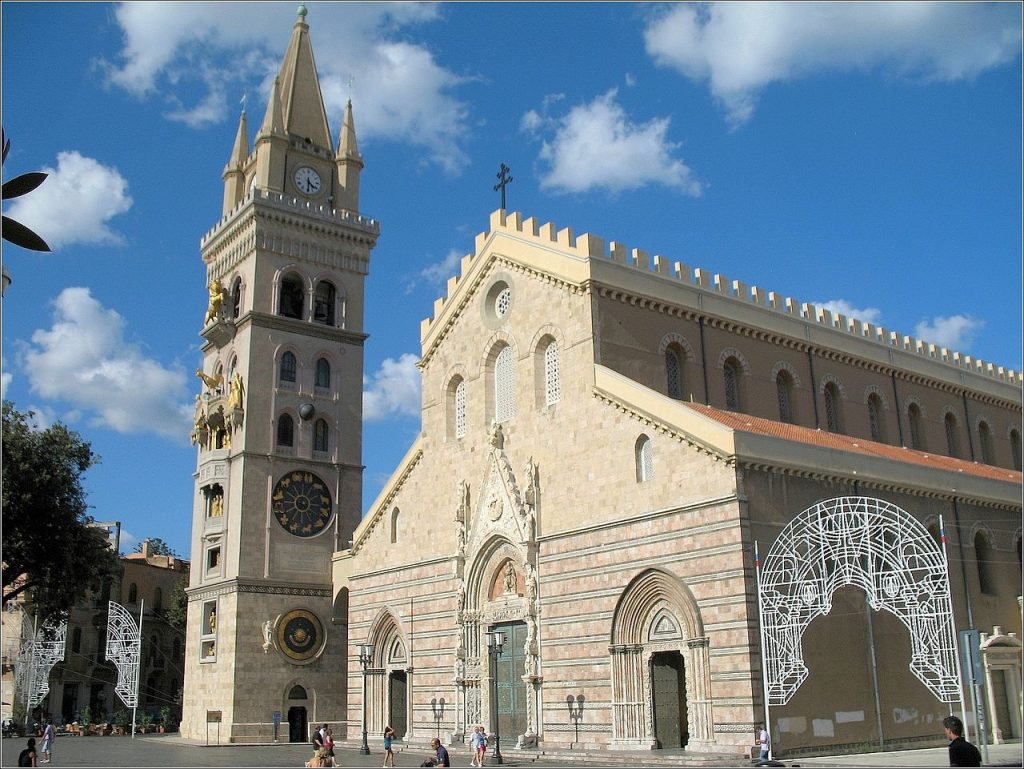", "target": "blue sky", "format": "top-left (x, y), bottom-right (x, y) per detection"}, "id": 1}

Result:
top-left (2, 2), bottom-right (1021, 559)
